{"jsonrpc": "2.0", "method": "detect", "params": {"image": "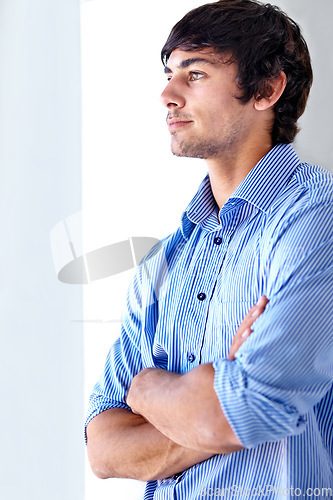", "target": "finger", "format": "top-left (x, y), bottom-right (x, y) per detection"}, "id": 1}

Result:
top-left (227, 328), bottom-right (253, 360)
top-left (244, 295), bottom-right (269, 321)
top-left (227, 296), bottom-right (269, 360)
top-left (237, 296), bottom-right (269, 333)
top-left (241, 327), bottom-right (252, 339)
